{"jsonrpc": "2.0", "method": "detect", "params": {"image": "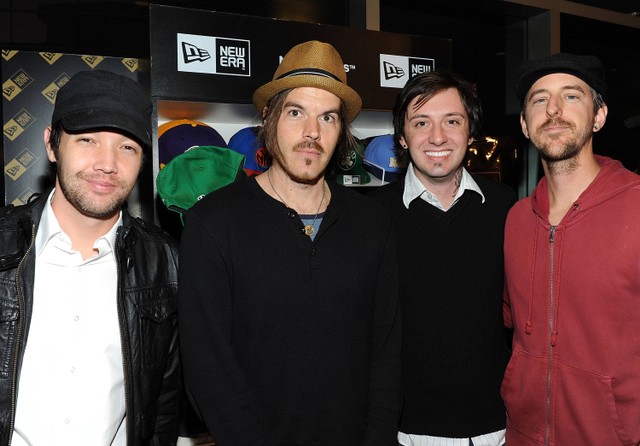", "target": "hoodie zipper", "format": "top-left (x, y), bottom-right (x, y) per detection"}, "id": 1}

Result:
top-left (545, 225), bottom-right (557, 446)
top-left (8, 224), bottom-right (35, 446)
